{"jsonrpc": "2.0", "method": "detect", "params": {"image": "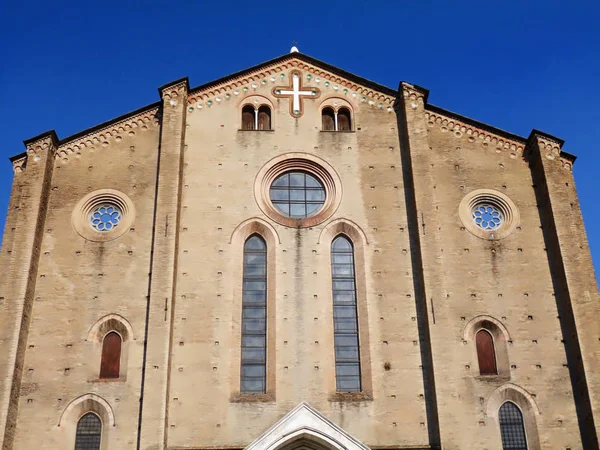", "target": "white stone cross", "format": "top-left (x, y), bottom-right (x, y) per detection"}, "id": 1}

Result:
top-left (272, 70), bottom-right (321, 118)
